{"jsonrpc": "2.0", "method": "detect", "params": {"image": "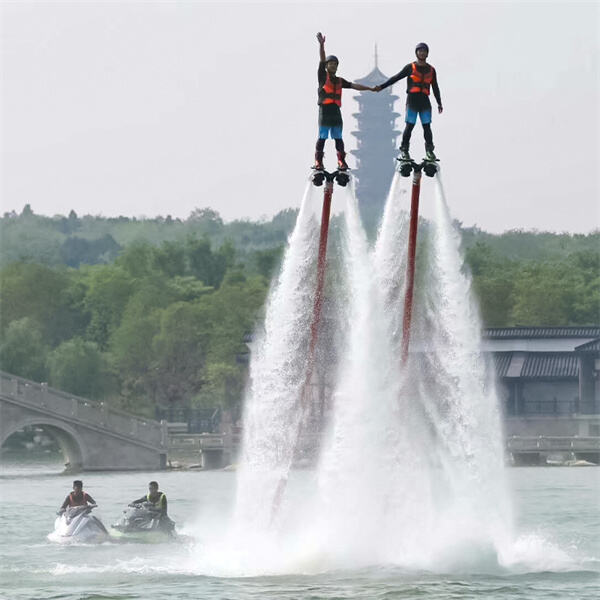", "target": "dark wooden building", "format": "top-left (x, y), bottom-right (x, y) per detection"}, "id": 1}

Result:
top-left (483, 326), bottom-right (600, 439)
